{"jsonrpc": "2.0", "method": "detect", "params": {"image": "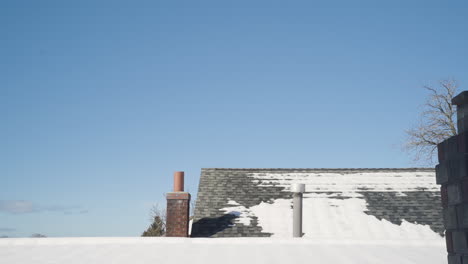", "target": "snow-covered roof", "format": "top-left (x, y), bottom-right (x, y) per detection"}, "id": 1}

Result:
top-left (191, 168), bottom-right (443, 239)
top-left (0, 237), bottom-right (446, 264)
